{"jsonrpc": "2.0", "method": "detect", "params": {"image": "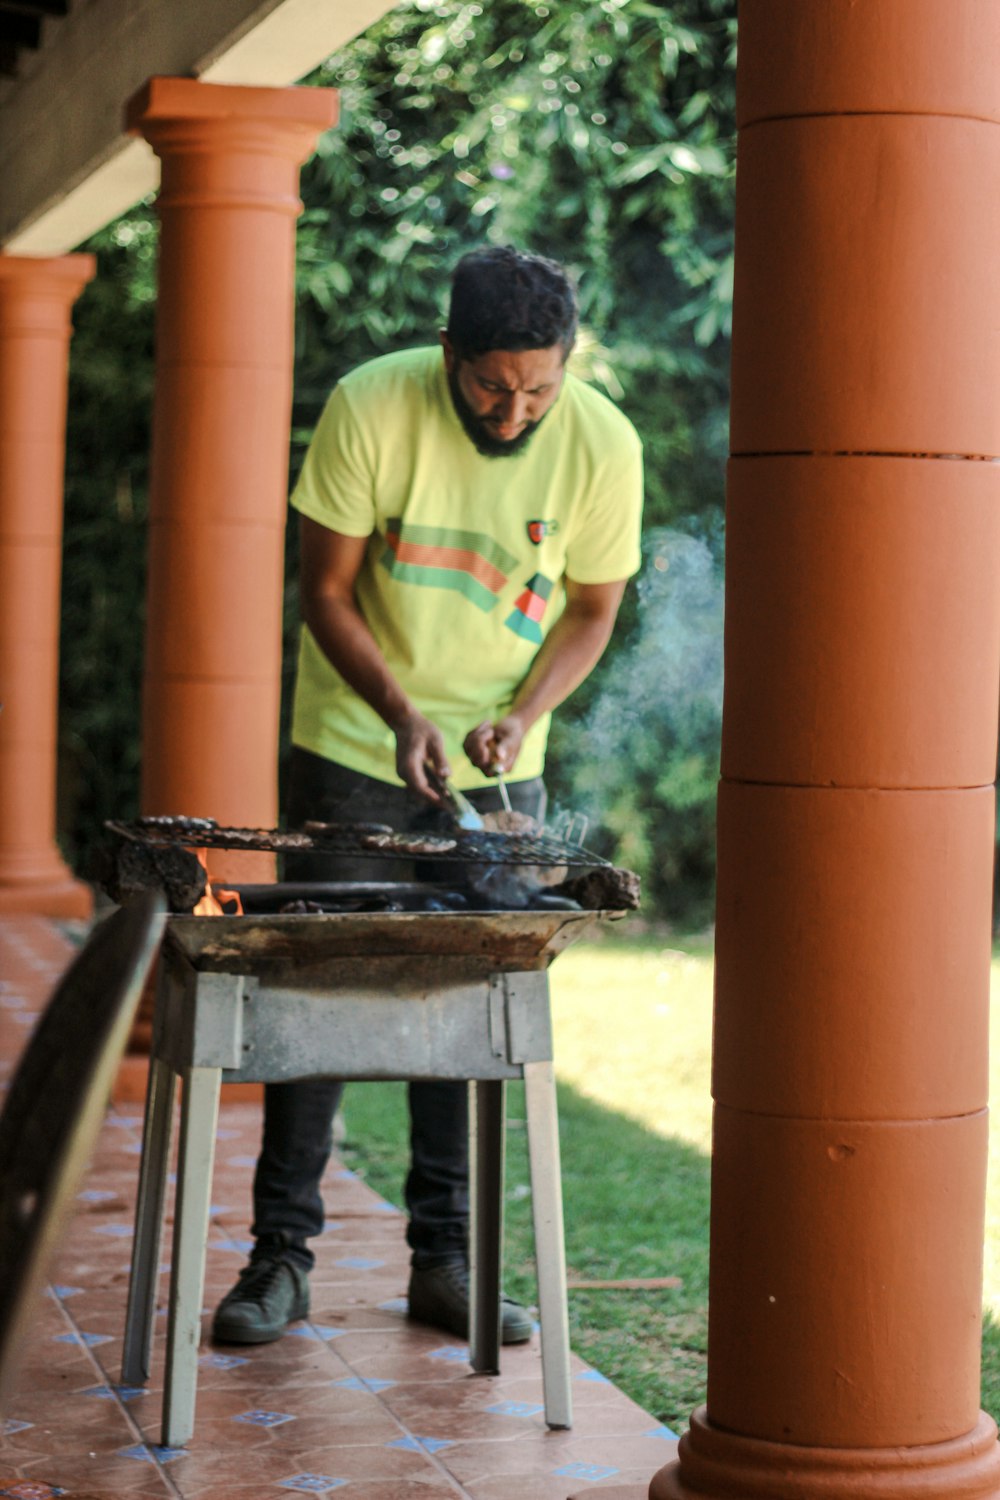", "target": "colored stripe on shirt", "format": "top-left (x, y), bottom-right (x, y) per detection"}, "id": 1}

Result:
top-left (380, 520), bottom-right (518, 613)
